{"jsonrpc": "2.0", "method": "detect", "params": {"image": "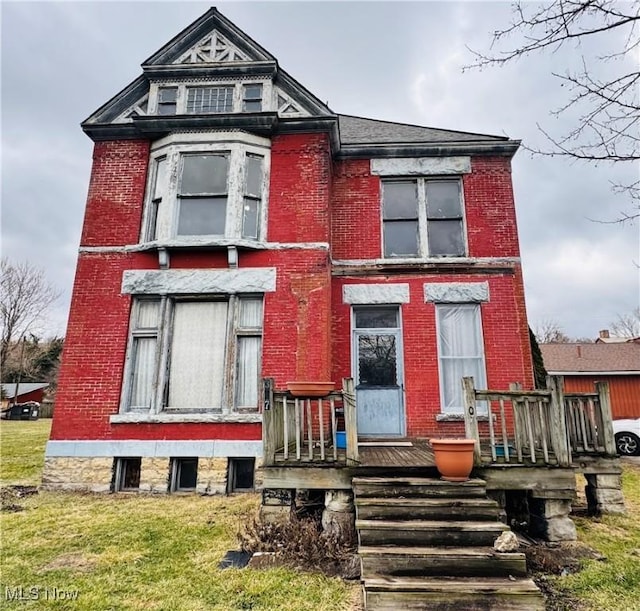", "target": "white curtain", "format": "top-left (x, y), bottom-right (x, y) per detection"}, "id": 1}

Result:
top-left (437, 304), bottom-right (486, 412)
top-left (130, 337), bottom-right (156, 409)
top-left (236, 336), bottom-right (261, 408)
top-left (168, 301), bottom-right (228, 408)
